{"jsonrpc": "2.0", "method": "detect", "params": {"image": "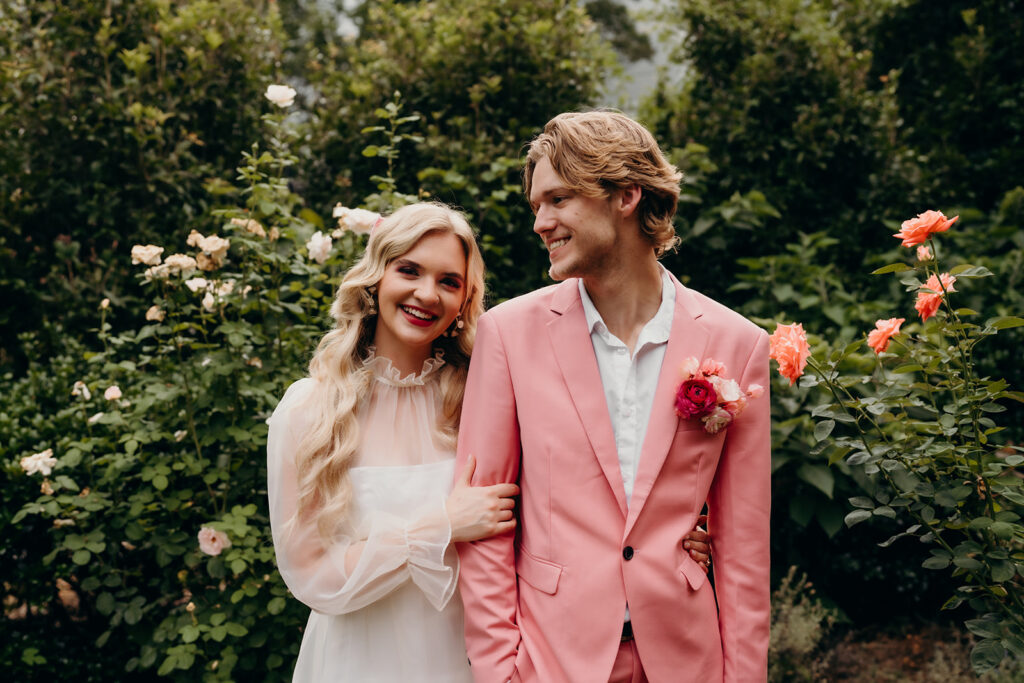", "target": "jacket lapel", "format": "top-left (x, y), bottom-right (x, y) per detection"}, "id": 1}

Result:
top-left (547, 280), bottom-right (628, 518)
top-left (625, 278), bottom-right (710, 534)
